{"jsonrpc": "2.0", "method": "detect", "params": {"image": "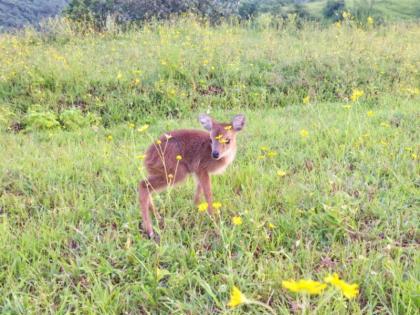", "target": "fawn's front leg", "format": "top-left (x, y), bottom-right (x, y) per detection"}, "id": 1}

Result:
top-left (196, 171), bottom-right (213, 214)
